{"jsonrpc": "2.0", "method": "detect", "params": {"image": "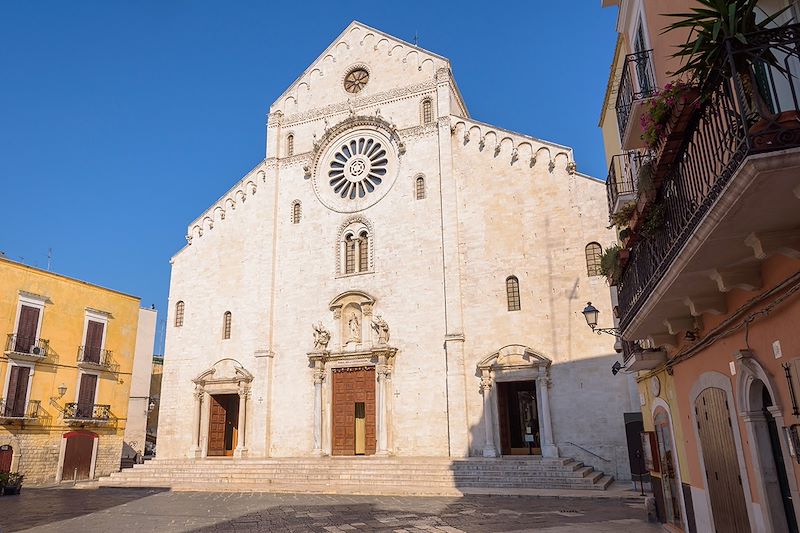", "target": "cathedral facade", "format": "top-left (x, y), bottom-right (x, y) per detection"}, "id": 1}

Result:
top-left (157, 21), bottom-right (636, 481)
